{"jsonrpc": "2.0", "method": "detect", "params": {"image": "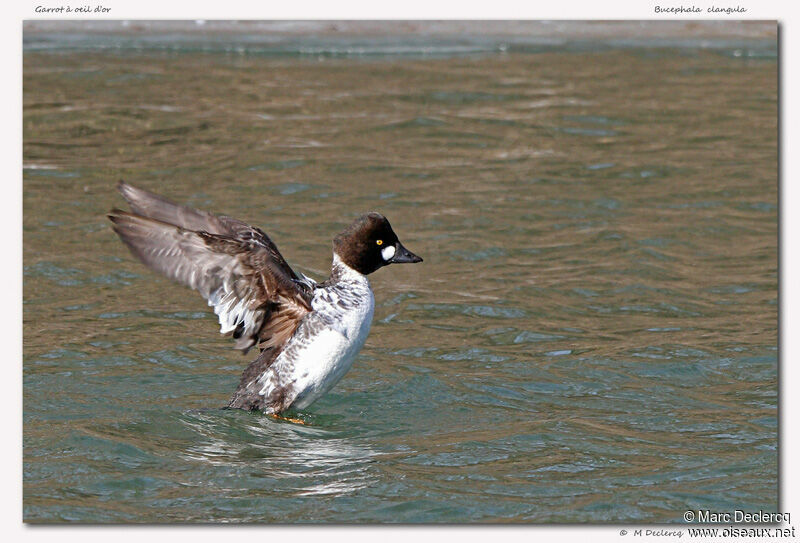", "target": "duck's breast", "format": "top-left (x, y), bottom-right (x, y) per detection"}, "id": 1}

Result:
top-left (281, 284), bottom-right (375, 409)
